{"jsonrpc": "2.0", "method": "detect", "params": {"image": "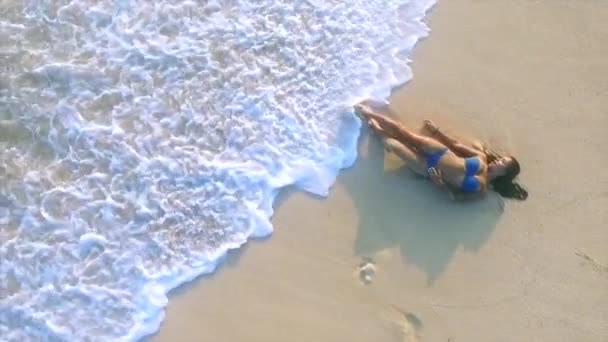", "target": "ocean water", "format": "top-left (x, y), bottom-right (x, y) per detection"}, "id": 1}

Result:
top-left (0, 0), bottom-right (436, 340)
